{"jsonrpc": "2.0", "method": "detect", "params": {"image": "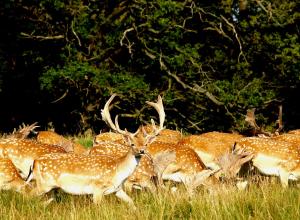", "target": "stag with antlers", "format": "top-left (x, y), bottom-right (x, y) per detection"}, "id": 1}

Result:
top-left (26, 94), bottom-right (166, 207)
